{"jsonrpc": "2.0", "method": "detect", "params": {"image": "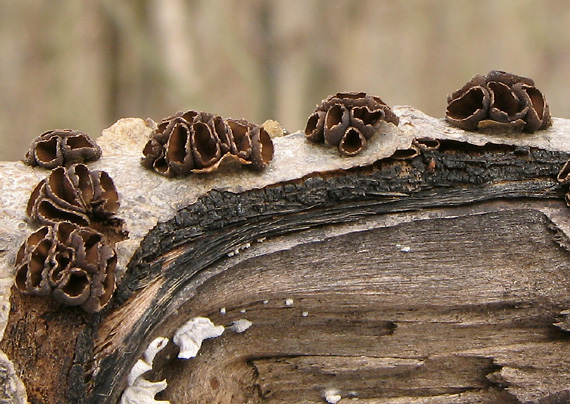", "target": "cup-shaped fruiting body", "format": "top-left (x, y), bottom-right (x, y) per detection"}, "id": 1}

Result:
top-left (413, 138), bottom-right (440, 151)
top-left (14, 222), bottom-right (116, 313)
top-left (141, 110), bottom-right (274, 177)
top-left (446, 71), bottom-right (551, 133)
top-left (304, 91), bottom-right (399, 156)
top-left (27, 163), bottom-right (119, 226)
top-left (24, 129), bottom-right (102, 169)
